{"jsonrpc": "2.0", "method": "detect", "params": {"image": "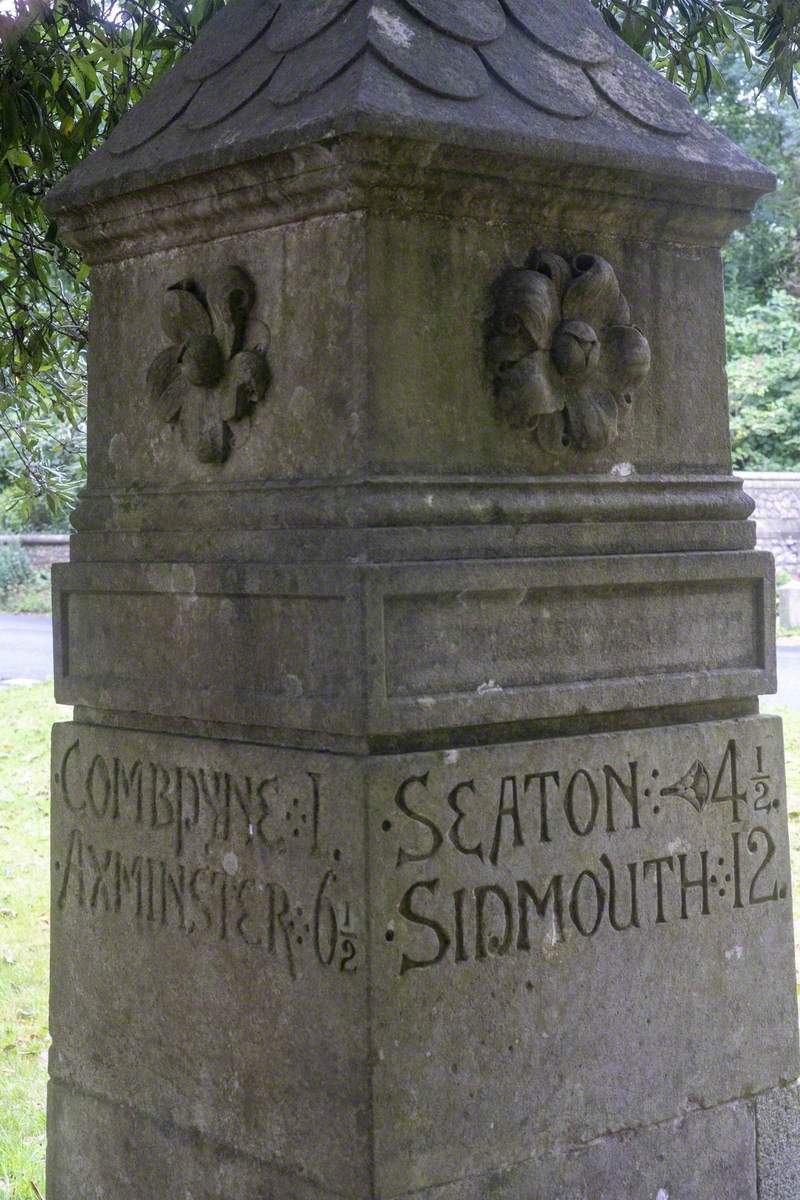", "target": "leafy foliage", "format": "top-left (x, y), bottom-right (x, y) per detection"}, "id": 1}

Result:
top-left (727, 289), bottom-right (800, 469)
top-left (0, 0), bottom-right (223, 518)
top-left (696, 54), bottom-right (800, 309)
top-left (0, 538), bottom-right (32, 593)
top-left (0, 683), bottom-right (66, 1200)
top-left (691, 56), bottom-right (800, 472)
top-left (596, 1), bottom-right (800, 100)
